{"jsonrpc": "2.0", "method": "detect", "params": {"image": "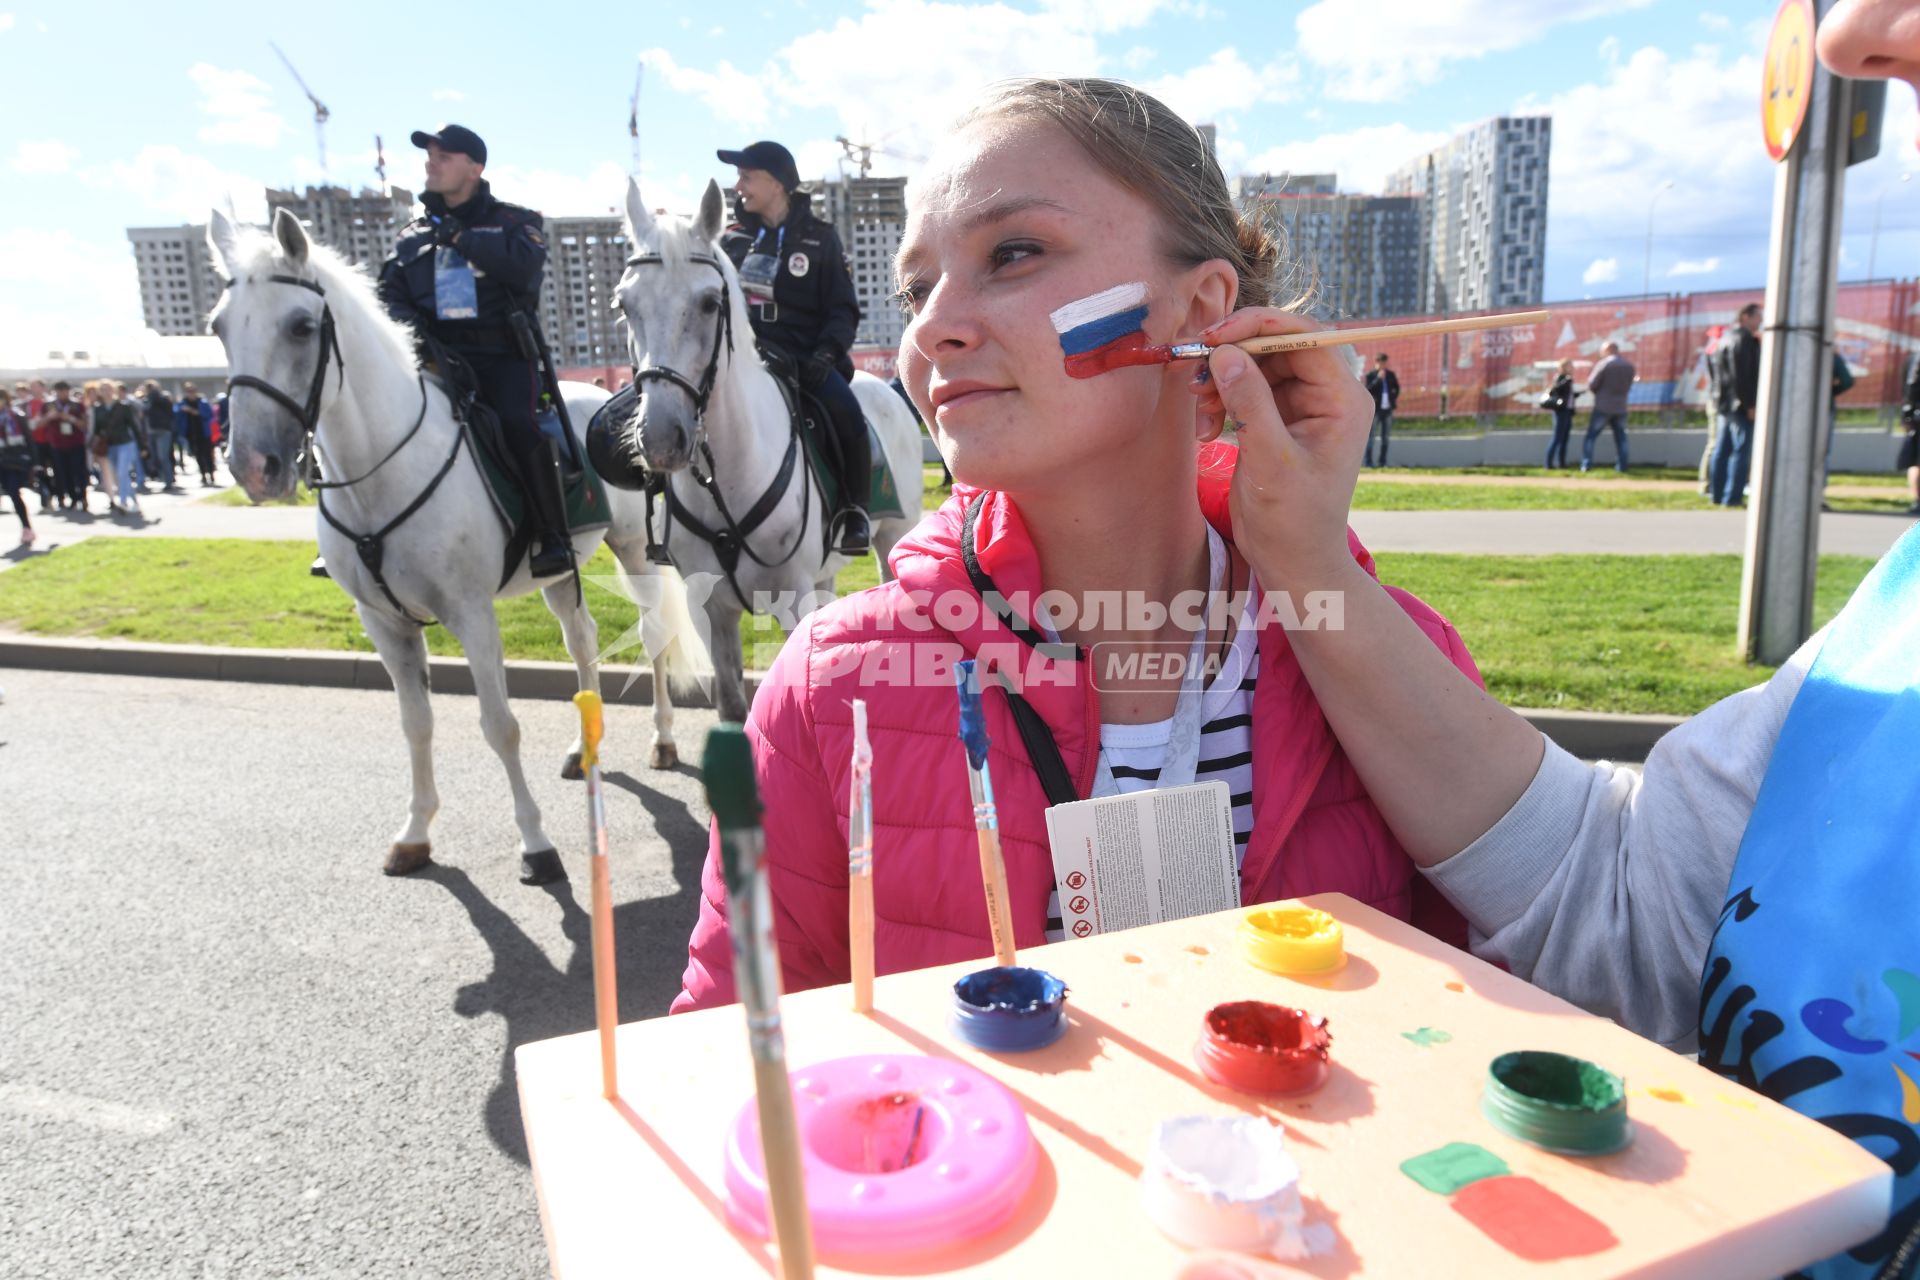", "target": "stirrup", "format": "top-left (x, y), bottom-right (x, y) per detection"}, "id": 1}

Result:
top-left (528, 539), bottom-right (573, 579)
top-left (833, 509), bottom-right (871, 557)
